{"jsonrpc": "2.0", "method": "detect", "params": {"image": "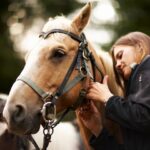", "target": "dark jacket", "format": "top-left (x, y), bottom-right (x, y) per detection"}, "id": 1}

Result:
top-left (90, 128), bottom-right (124, 150)
top-left (90, 55), bottom-right (150, 150)
top-left (105, 55), bottom-right (150, 150)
